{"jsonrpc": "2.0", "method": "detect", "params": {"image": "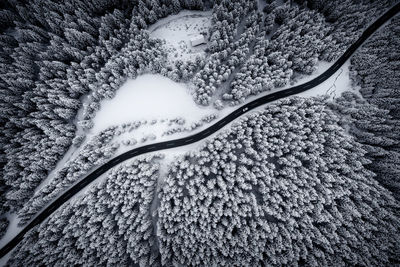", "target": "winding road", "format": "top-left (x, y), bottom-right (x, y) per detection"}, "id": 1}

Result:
top-left (1, 2), bottom-right (399, 259)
